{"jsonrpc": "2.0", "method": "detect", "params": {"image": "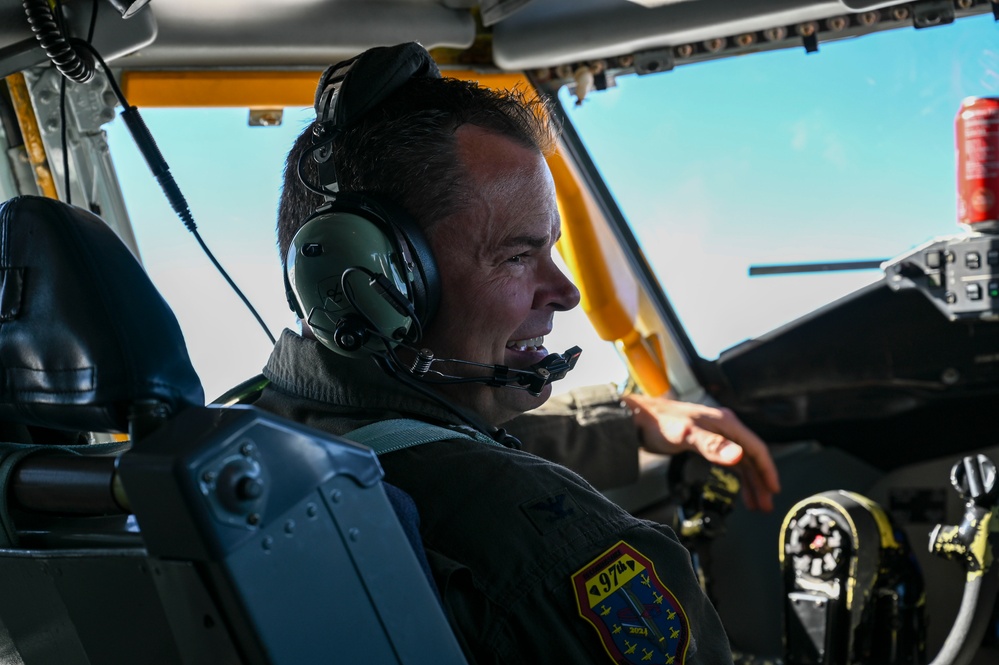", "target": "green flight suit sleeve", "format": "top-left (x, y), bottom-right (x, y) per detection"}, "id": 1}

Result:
top-left (505, 383), bottom-right (642, 491)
